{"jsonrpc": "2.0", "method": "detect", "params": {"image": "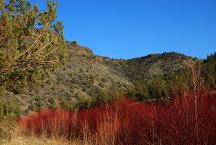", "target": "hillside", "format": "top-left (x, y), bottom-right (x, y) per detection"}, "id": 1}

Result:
top-left (103, 52), bottom-right (192, 82)
top-left (4, 43), bottom-right (193, 112)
